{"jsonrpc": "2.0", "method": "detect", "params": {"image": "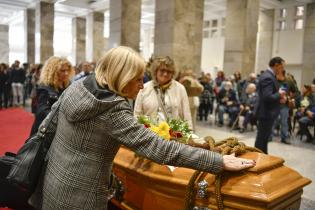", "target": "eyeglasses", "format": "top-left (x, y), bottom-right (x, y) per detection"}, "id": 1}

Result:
top-left (158, 69), bottom-right (173, 75)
